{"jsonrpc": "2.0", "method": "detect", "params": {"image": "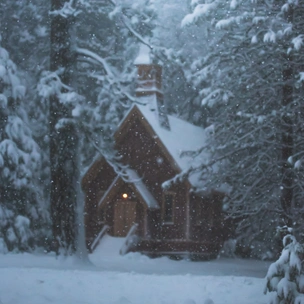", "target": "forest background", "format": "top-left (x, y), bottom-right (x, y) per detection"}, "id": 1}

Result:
top-left (0, 0), bottom-right (303, 260)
